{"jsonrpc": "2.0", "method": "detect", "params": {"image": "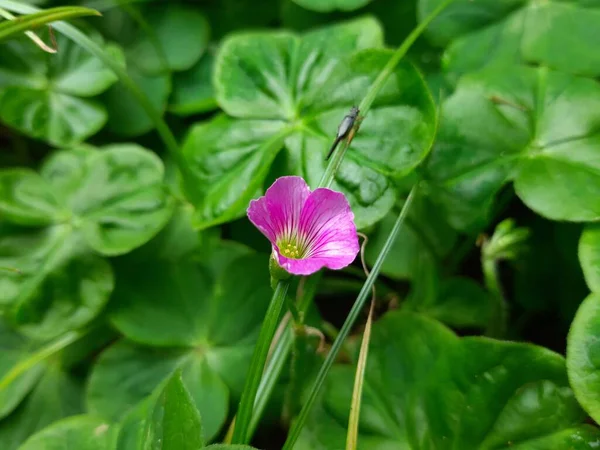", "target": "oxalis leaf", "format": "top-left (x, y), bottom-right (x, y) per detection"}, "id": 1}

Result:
top-left (423, 65), bottom-right (600, 232)
top-left (406, 260), bottom-right (495, 331)
top-left (0, 366), bottom-right (84, 450)
top-left (0, 321), bottom-right (52, 421)
top-left (297, 311), bottom-right (600, 449)
top-left (116, 370), bottom-right (204, 450)
top-left (17, 415), bottom-right (113, 450)
top-left (364, 191), bottom-right (495, 330)
top-left (567, 294), bottom-right (600, 426)
top-left (169, 48), bottom-right (218, 117)
top-left (579, 224), bottom-right (600, 293)
top-left (0, 320), bottom-right (90, 450)
top-left (87, 251), bottom-right (271, 442)
top-left (0, 144), bottom-right (173, 339)
top-left (124, 2), bottom-right (210, 76)
top-left (420, 0), bottom-right (600, 78)
top-left (291, 0), bottom-right (374, 13)
top-left (98, 2), bottom-right (209, 136)
top-left (116, 371), bottom-right (261, 450)
top-left (365, 191), bottom-right (457, 281)
top-left (102, 67), bottom-right (171, 138)
top-left (204, 447), bottom-right (260, 450)
top-left (11, 361), bottom-right (257, 450)
top-left (0, 31), bottom-right (123, 146)
top-left (181, 17), bottom-right (436, 230)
